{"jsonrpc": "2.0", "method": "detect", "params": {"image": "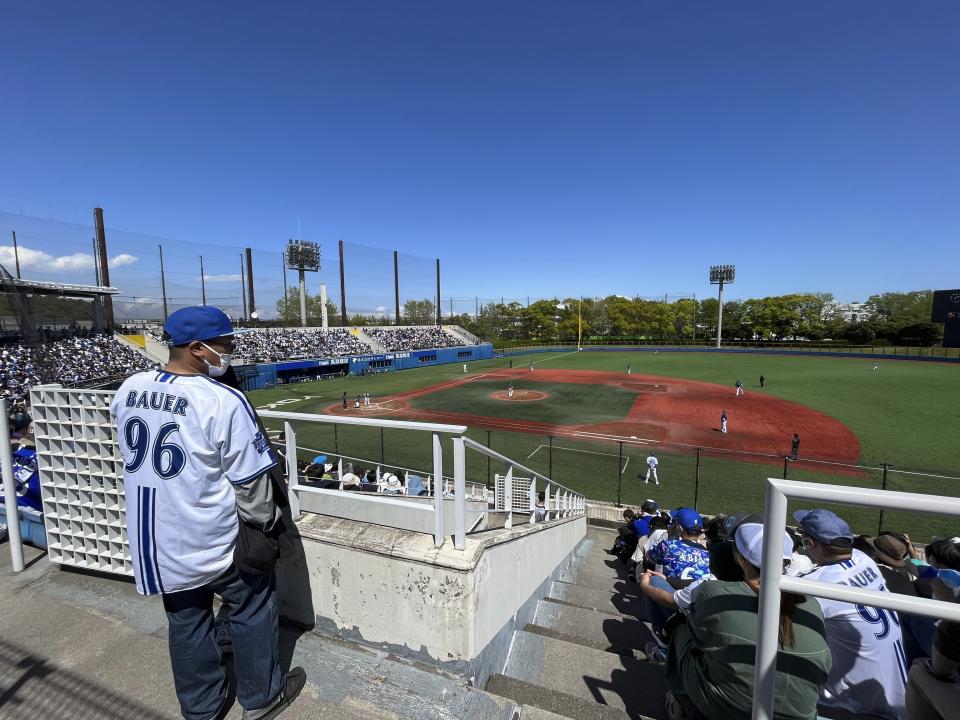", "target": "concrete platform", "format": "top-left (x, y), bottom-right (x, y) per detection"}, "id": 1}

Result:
top-left (0, 540), bottom-right (545, 720)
